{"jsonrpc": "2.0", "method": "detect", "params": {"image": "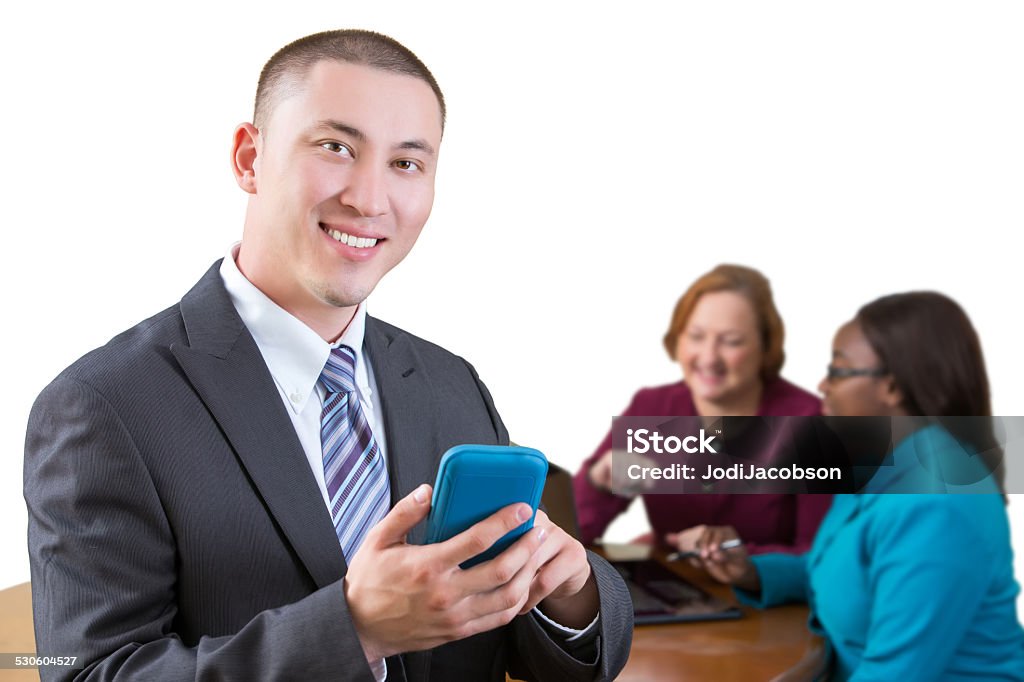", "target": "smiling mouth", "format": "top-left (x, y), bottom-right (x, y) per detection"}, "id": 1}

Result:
top-left (694, 368), bottom-right (727, 382)
top-left (320, 225), bottom-right (382, 249)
